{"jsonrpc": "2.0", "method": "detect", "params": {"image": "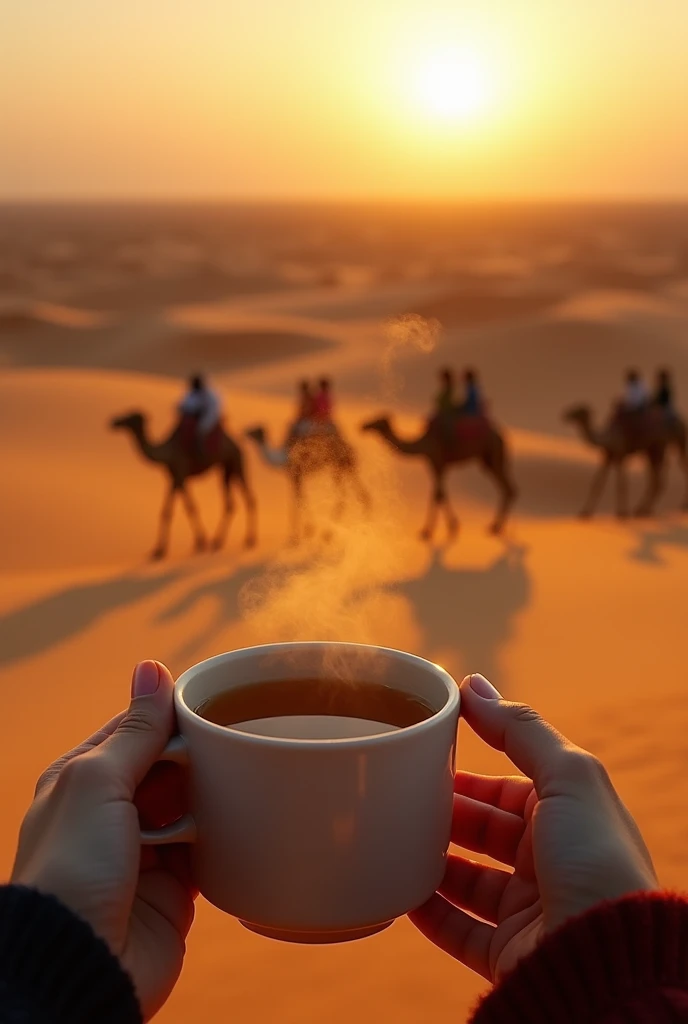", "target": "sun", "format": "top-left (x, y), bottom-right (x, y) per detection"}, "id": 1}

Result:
top-left (411, 46), bottom-right (496, 123)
